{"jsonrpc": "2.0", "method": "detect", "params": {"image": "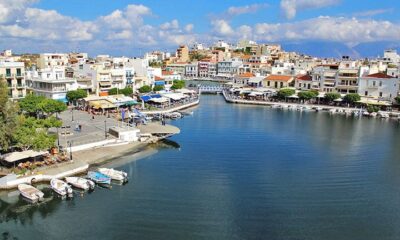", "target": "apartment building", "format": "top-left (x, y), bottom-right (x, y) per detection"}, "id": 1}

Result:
top-left (37, 53), bottom-right (69, 69)
top-left (0, 61), bottom-right (27, 100)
